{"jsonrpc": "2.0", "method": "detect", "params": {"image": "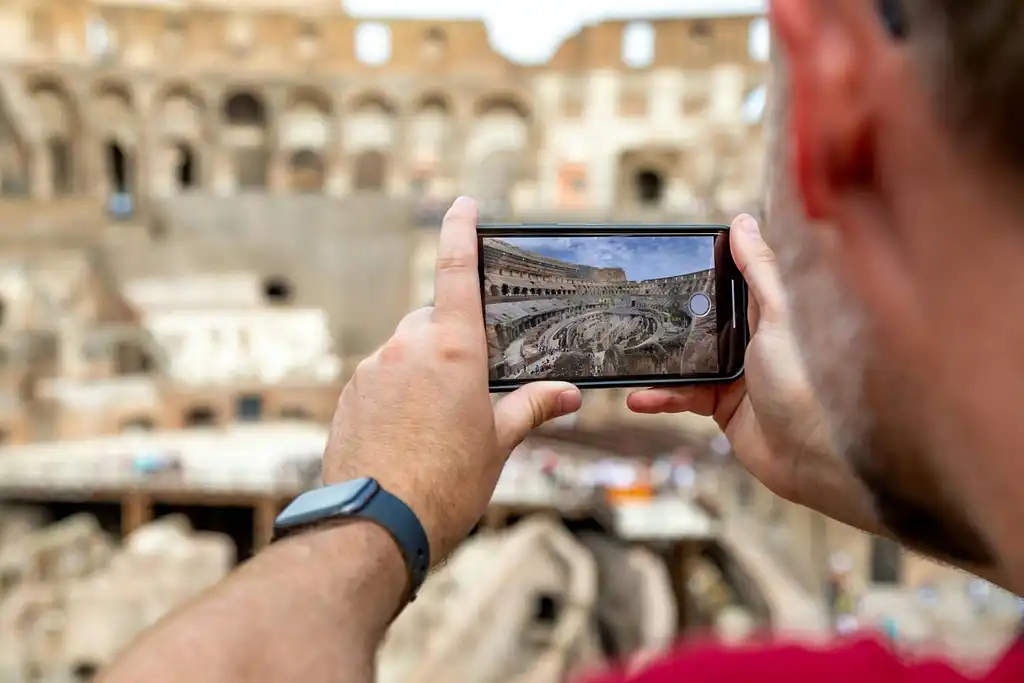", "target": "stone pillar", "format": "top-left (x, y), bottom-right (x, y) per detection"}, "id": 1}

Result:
top-left (269, 150), bottom-right (290, 194)
top-left (122, 491), bottom-right (153, 537)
